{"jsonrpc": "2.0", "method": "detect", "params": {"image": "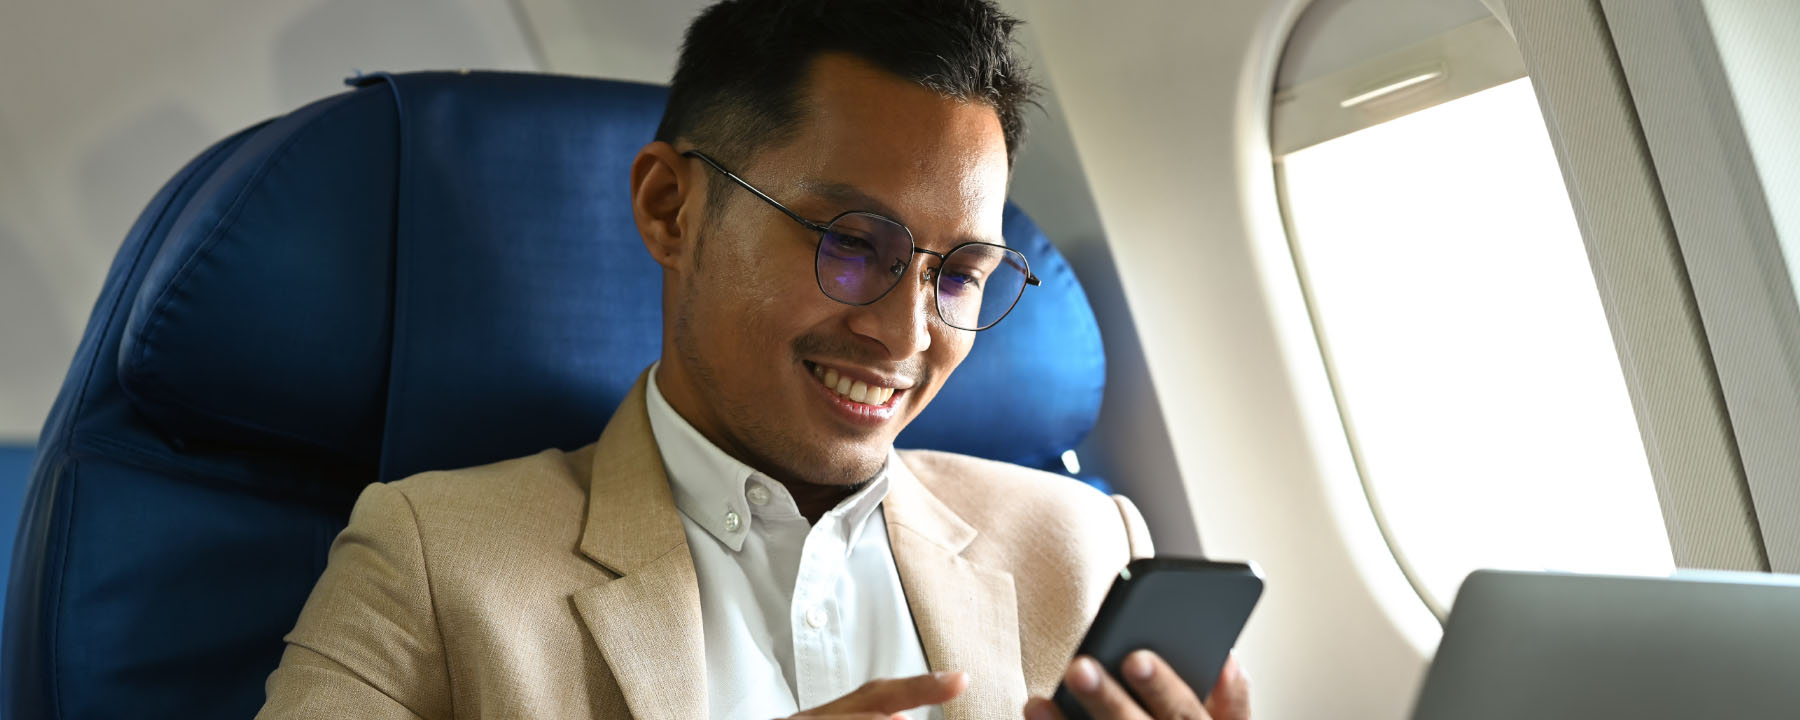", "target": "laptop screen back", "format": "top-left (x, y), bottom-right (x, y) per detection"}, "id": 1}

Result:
top-left (1411, 569), bottom-right (1800, 720)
